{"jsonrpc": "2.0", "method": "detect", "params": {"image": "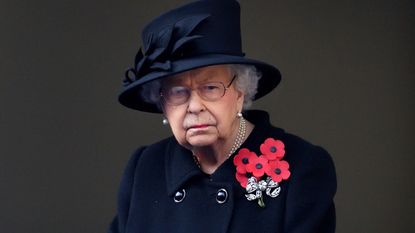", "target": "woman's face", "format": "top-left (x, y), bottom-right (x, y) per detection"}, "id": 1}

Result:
top-left (161, 65), bottom-right (244, 150)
